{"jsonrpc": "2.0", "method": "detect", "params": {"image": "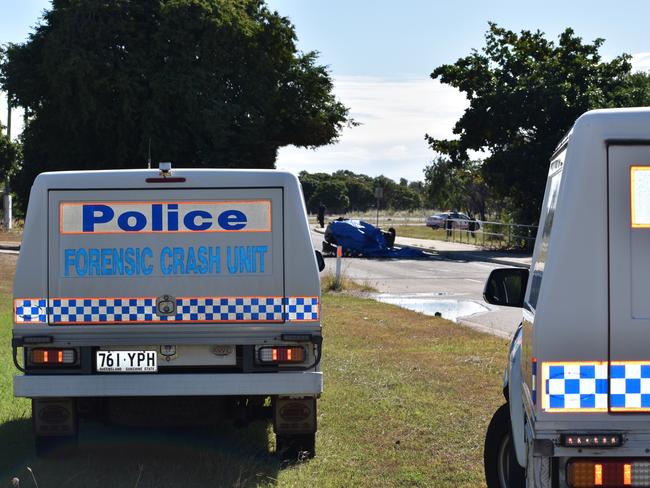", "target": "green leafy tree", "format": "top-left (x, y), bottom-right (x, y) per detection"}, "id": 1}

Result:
top-left (299, 171), bottom-right (331, 210)
top-left (1, 0), bottom-right (352, 209)
top-left (424, 157), bottom-right (489, 219)
top-left (391, 184), bottom-right (422, 211)
top-left (300, 170), bottom-right (423, 213)
top-left (0, 132), bottom-right (20, 184)
top-left (428, 23), bottom-right (650, 223)
top-left (344, 179), bottom-right (374, 212)
top-left (308, 180), bottom-right (350, 214)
